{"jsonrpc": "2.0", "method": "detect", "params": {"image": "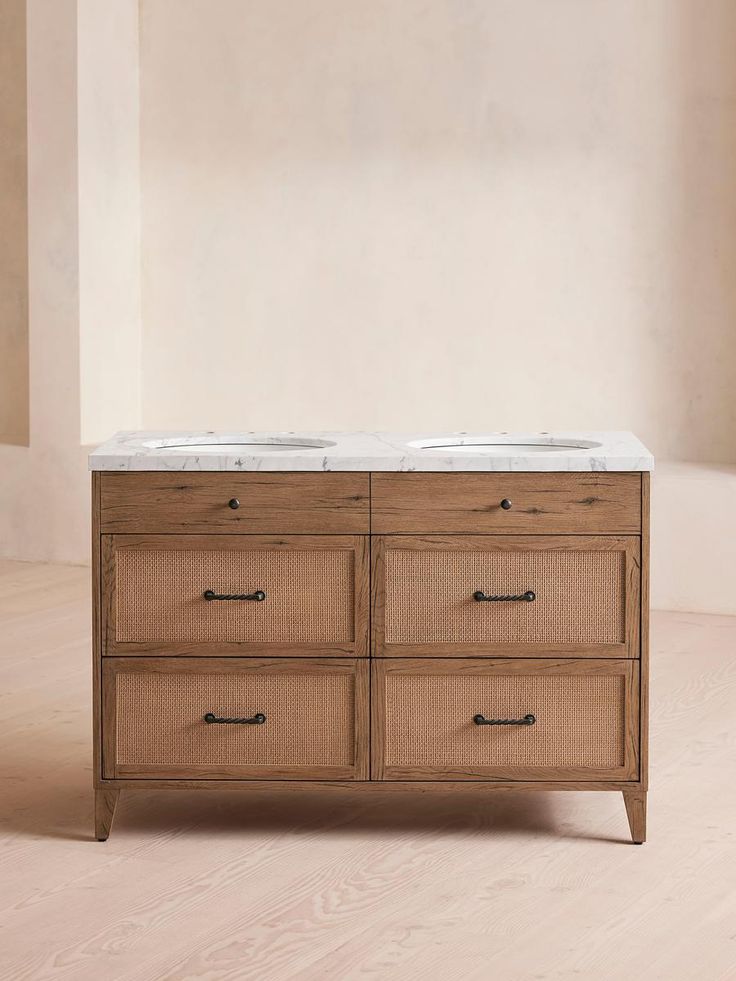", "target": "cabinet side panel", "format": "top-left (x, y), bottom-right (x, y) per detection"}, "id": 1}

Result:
top-left (640, 472), bottom-right (650, 788)
top-left (92, 472), bottom-right (102, 785)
